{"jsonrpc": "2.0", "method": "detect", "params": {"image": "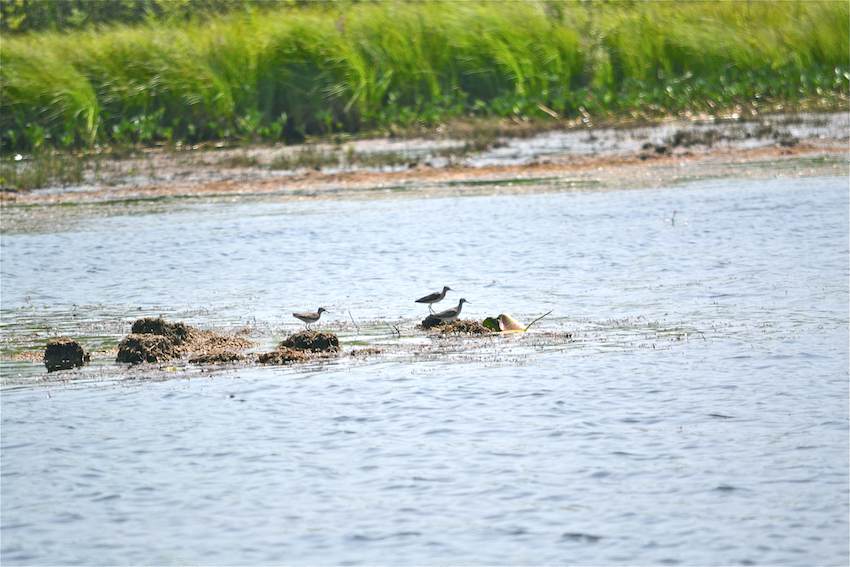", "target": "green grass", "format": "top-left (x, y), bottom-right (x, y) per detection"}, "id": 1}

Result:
top-left (1, 0), bottom-right (847, 153)
top-left (0, 152), bottom-right (85, 190)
